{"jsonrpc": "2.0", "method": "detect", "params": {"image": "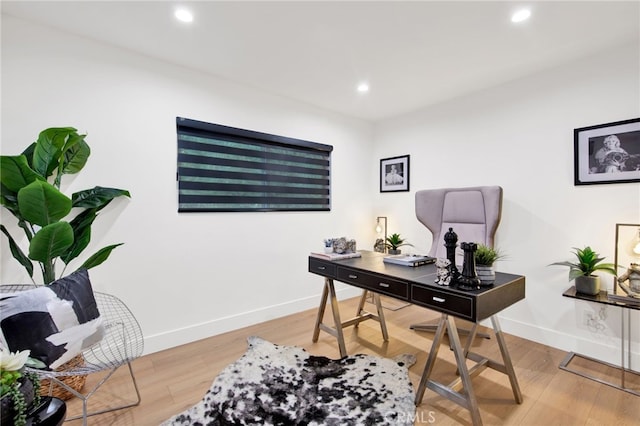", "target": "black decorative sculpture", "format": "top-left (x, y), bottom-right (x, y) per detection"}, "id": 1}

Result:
top-left (444, 227), bottom-right (459, 280)
top-left (458, 242), bottom-right (481, 288)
